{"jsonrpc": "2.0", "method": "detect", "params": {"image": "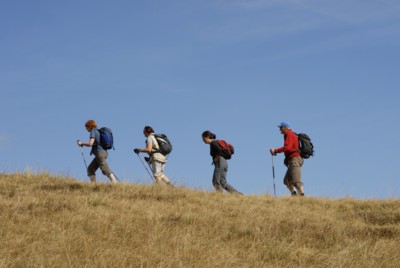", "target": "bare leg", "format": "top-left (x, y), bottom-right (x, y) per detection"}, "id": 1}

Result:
top-left (108, 173), bottom-right (117, 183)
top-left (288, 184), bottom-right (297, 196)
top-left (160, 175), bottom-right (173, 187)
